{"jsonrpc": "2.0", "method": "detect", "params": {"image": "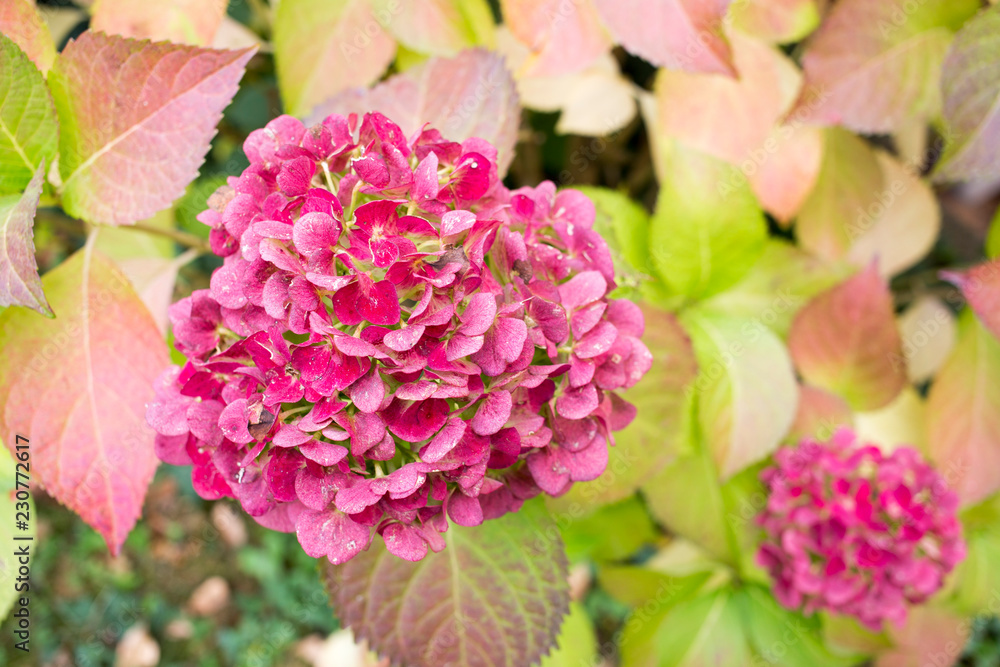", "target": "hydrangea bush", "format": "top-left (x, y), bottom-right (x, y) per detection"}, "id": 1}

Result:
top-left (758, 429), bottom-right (965, 630)
top-left (147, 112), bottom-right (651, 564)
